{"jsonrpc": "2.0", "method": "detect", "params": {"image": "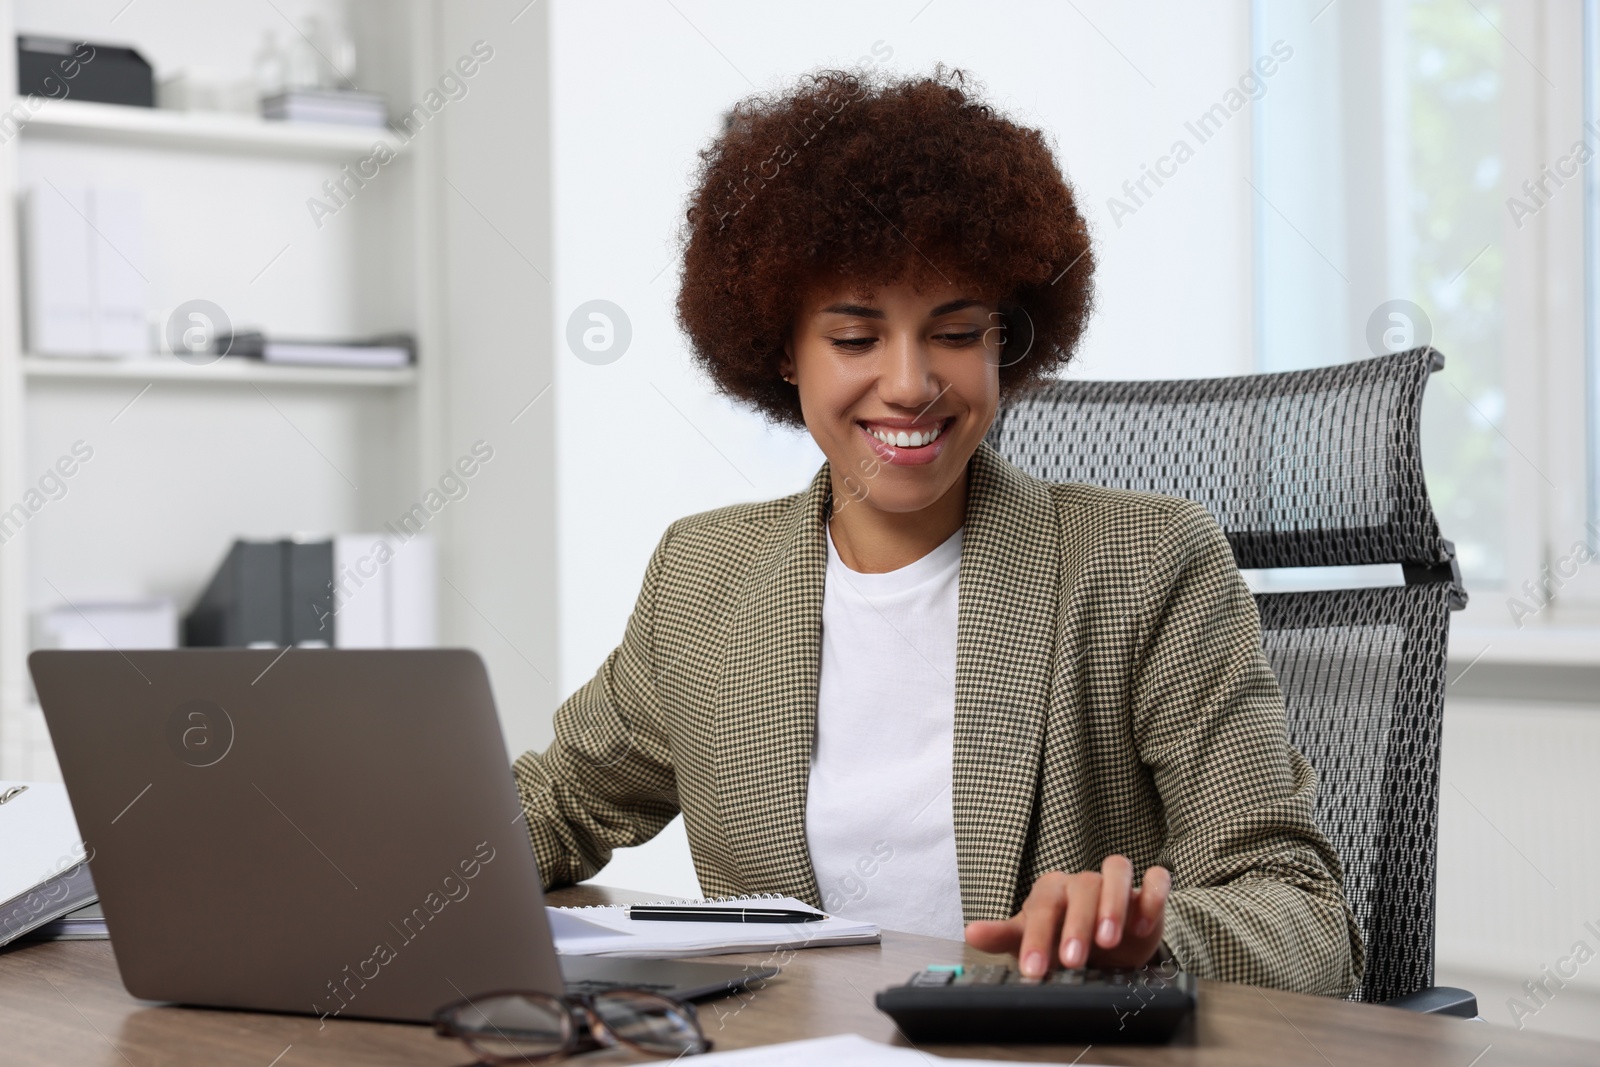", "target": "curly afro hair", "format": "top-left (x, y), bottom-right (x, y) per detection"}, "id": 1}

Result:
top-left (675, 64), bottom-right (1095, 429)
